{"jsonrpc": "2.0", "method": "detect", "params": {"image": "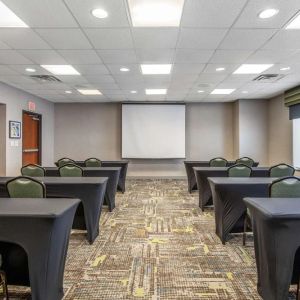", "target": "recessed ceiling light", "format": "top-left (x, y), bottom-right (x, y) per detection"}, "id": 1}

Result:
top-left (145, 89), bottom-right (167, 95)
top-left (120, 67), bottom-right (130, 72)
top-left (0, 1), bottom-right (28, 27)
top-left (41, 65), bottom-right (80, 75)
top-left (77, 89), bottom-right (102, 95)
top-left (242, 91), bottom-right (248, 94)
top-left (131, 90), bottom-right (137, 94)
top-left (286, 12), bottom-right (300, 29)
top-left (280, 67), bottom-right (290, 71)
top-left (216, 67), bottom-right (225, 72)
top-left (91, 8), bottom-right (108, 19)
top-left (25, 68), bottom-right (36, 73)
top-left (65, 90), bottom-right (72, 94)
top-left (211, 89), bottom-right (235, 95)
top-left (141, 64), bottom-right (172, 75)
top-left (233, 64), bottom-right (273, 74)
top-left (197, 90), bottom-right (204, 93)
top-left (128, 0), bottom-right (185, 27)
top-left (258, 8), bottom-right (279, 19)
